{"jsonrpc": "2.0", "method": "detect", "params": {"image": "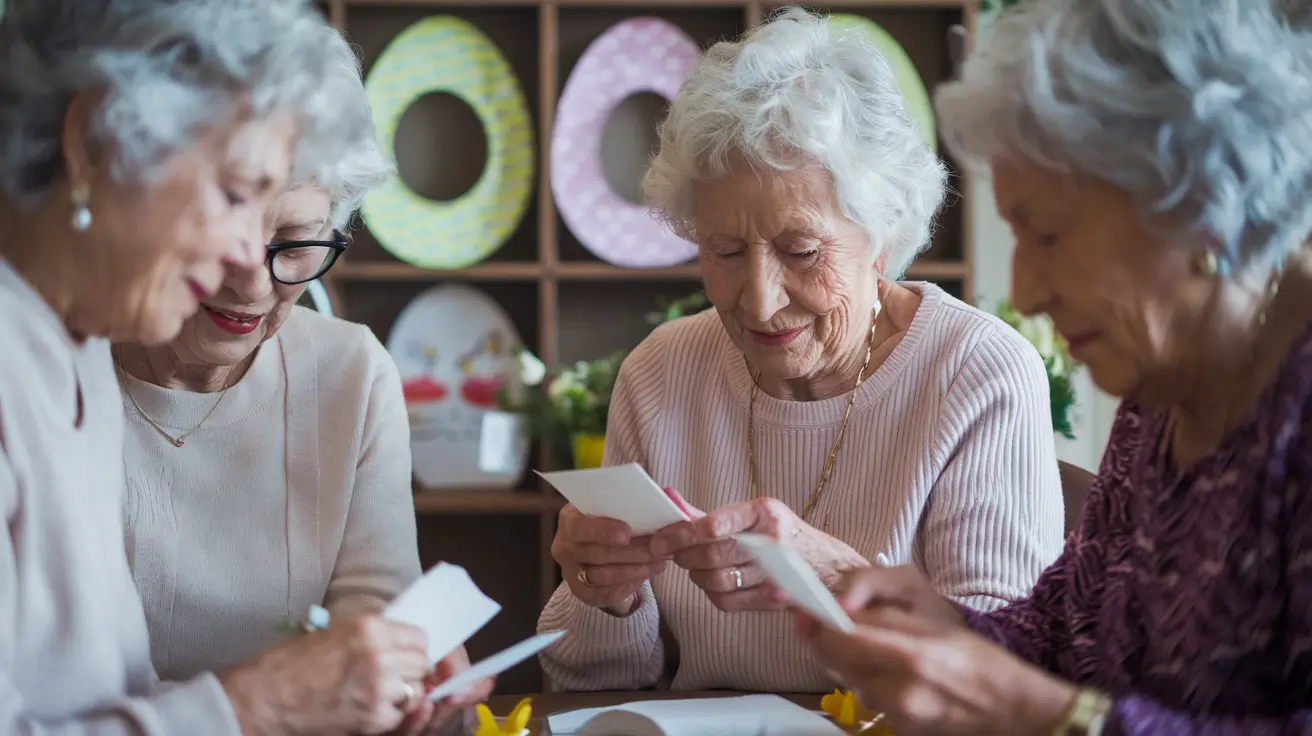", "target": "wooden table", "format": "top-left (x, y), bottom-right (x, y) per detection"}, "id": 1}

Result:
top-left (486, 691), bottom-right (823, 735)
